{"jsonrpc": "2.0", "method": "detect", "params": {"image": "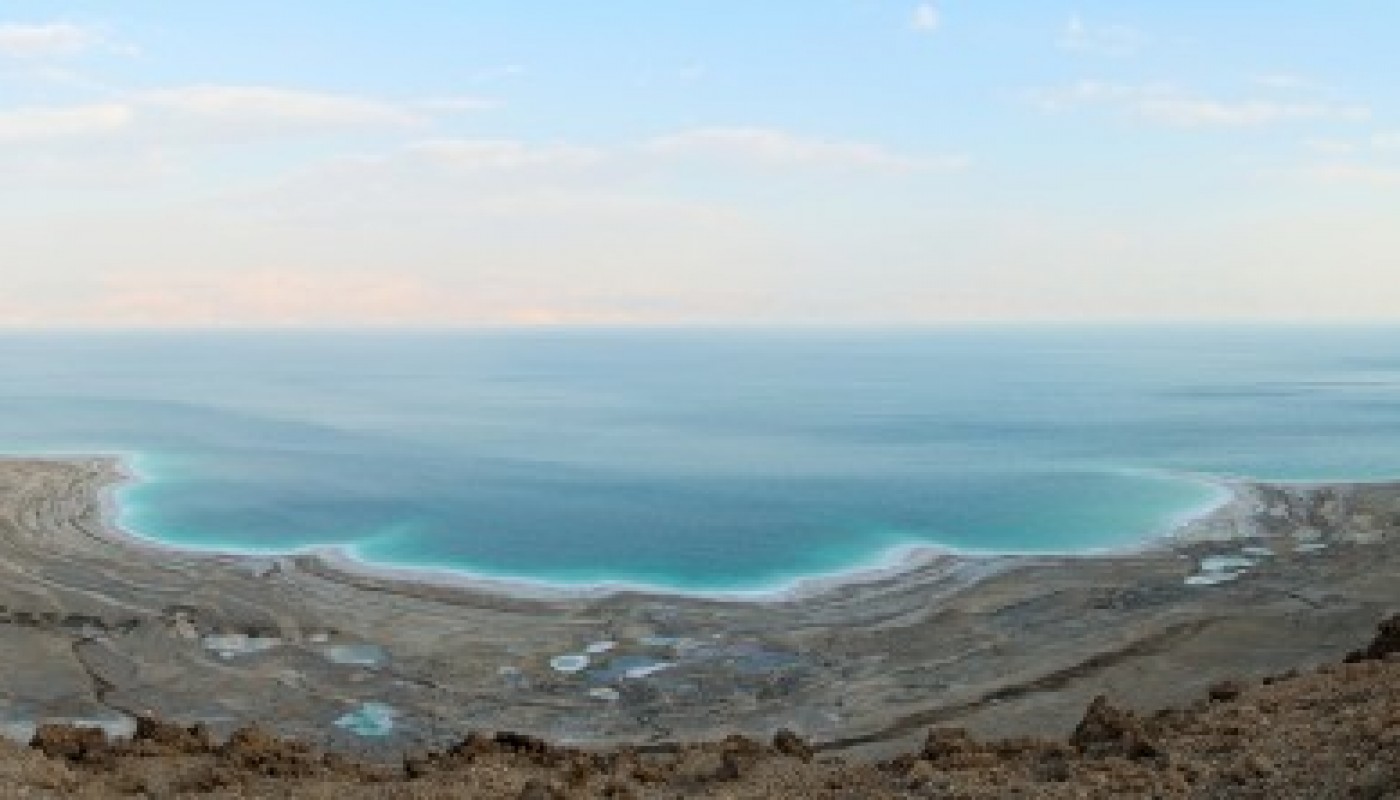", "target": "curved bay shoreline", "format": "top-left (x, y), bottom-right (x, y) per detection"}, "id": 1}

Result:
top-left (0, 457), bottom-right (1395, 761)
top-left (107, 456), bottom-right (1232, 603)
